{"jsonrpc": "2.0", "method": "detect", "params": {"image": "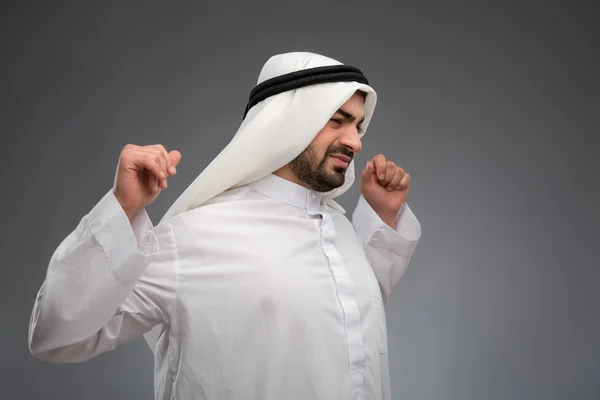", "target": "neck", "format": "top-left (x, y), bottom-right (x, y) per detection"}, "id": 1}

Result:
top-left (272, 166), bottom-right (311, 189)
